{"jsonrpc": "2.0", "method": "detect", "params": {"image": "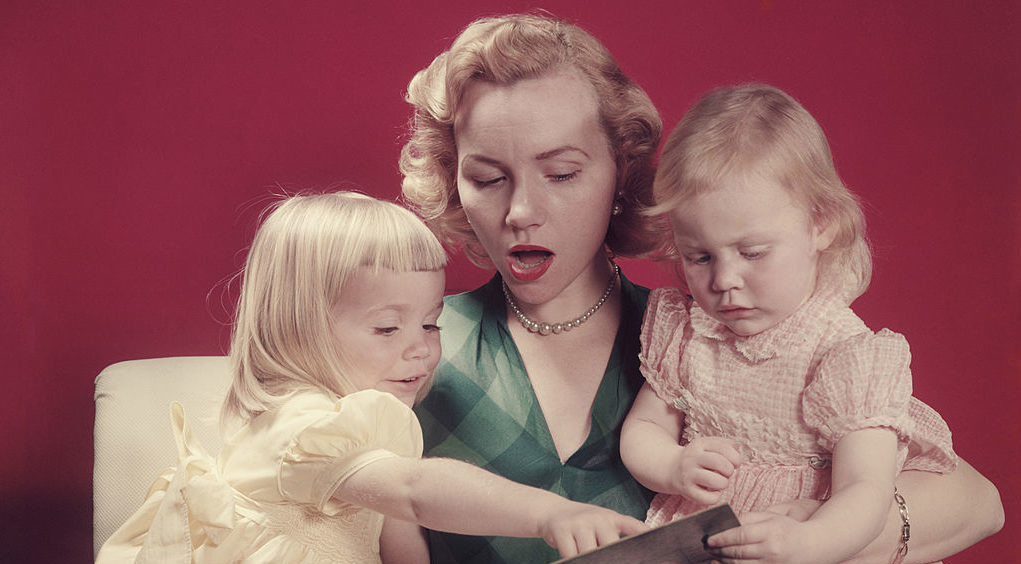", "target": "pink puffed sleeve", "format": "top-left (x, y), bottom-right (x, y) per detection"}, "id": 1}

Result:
top-left (639, 287), bottom-right (693, 402)
top-left (803, 329), bottom-right (915, 451)
top-left (278, 390), bottom-right (423, 515)
top-left (903, 396), bottom-right (958, 473)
